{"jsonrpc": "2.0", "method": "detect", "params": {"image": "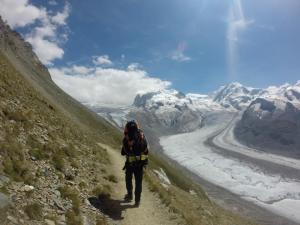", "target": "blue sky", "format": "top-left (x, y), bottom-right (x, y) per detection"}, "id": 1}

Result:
top-left (1, 0), bottom-right (300, 104)
top-left (49, 0), bottom-right (300, 92)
